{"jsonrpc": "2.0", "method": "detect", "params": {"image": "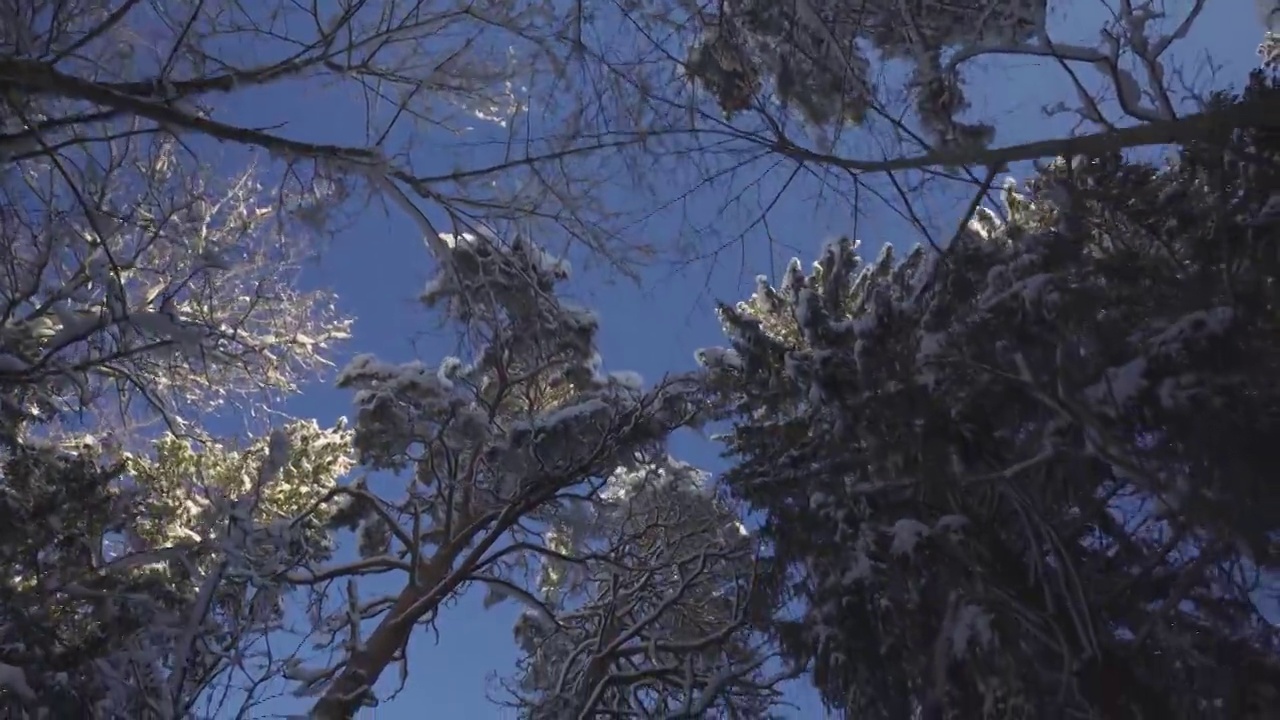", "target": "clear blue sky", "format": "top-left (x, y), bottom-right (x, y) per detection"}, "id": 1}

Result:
top-left (215, 3), bottom-right (1261, 717)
